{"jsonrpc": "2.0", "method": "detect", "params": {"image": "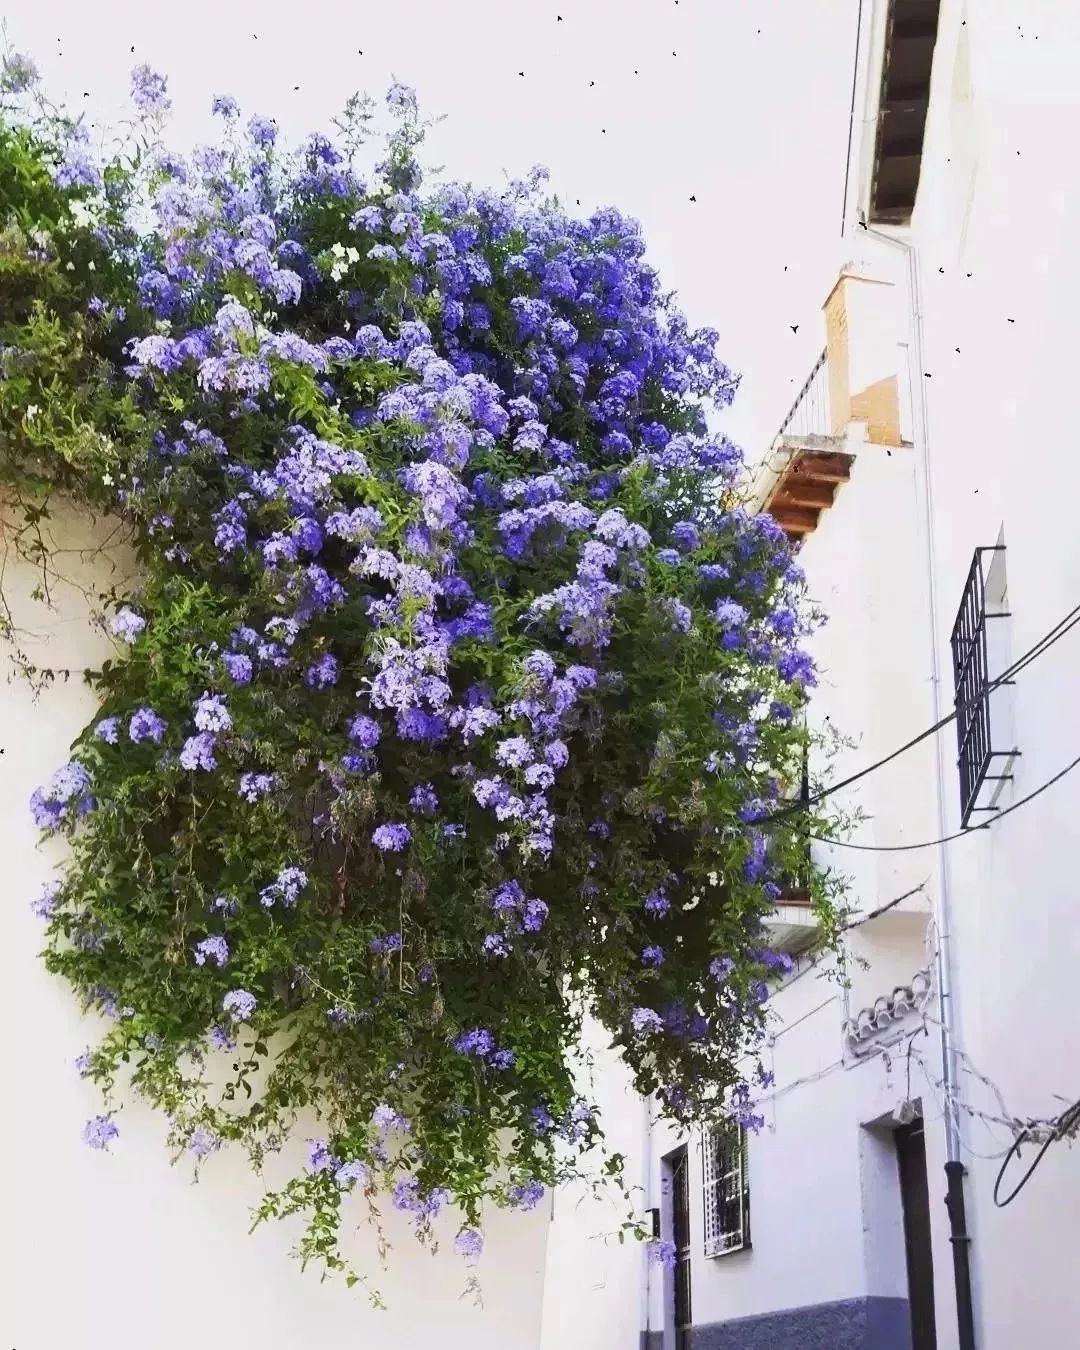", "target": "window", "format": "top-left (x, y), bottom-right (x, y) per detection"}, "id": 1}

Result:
top-left (702, 1123), bottom-right (750, 1257)
top-left (766, 738), bottom-right (812, 903)
top-left (950, 545), bottom-right (1016, 826)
